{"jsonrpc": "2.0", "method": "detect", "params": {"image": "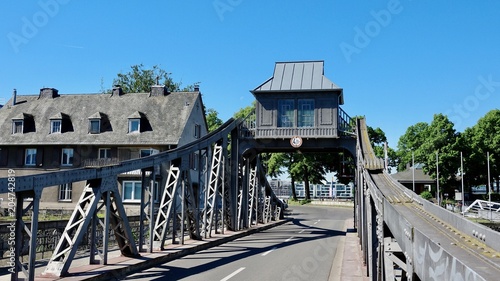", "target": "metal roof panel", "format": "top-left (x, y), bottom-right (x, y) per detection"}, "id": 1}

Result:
top-left (252, 61), bottom-right (343, 95)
